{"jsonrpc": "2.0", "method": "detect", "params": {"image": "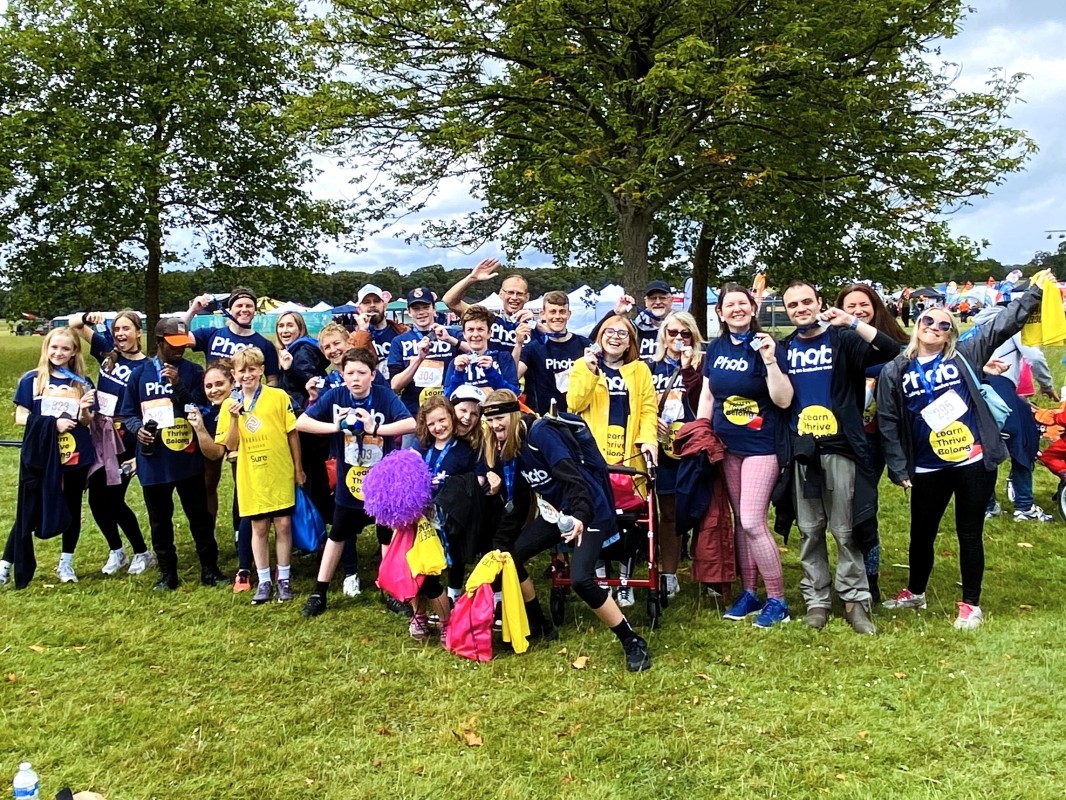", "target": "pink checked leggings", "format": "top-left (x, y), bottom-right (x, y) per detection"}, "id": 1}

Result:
top-left (722, 452), bottom-right (785, 598)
